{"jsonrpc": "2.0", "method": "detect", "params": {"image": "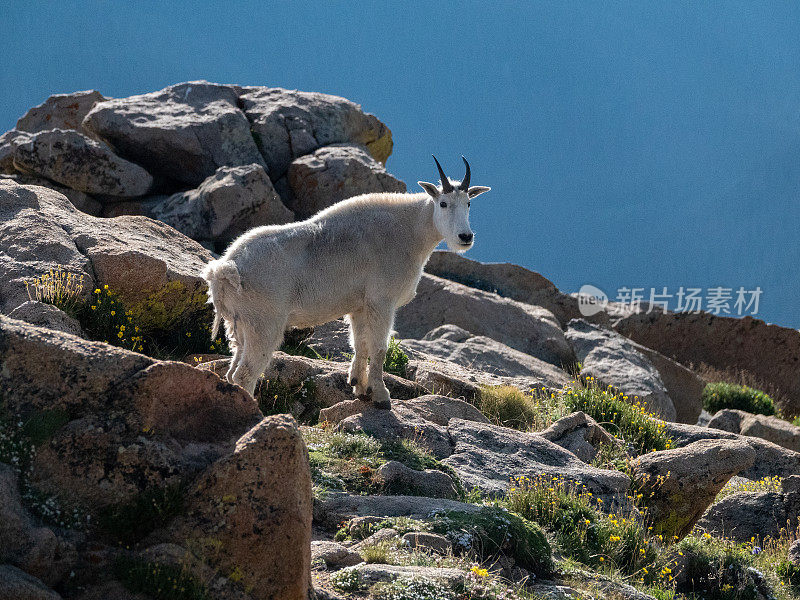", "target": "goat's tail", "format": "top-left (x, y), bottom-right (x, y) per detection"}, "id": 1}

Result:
top-left (202, 259), bottom-right (242, 340)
